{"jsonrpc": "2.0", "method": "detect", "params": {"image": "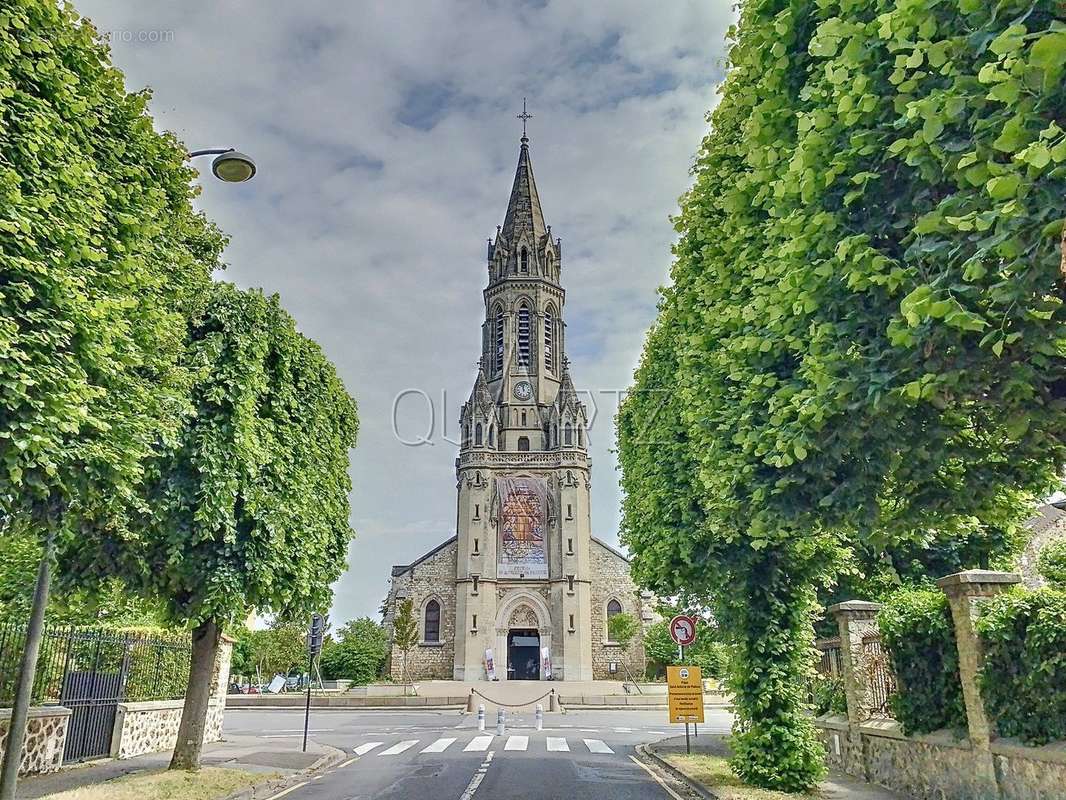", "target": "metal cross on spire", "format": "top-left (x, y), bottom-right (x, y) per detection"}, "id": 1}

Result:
top-left (517, 98), bottom-right (533, 140)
